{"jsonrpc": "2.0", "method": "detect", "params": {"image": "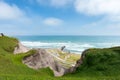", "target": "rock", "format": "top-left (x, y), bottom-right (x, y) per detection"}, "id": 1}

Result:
top-left (14, 42), bottom-right (81, 76)
top-left (14, 42), bottom-right (30, 54)
top-left (1, 35), bottom-right (81, 76)
top-left (13, 42), bottom-right (81, 76)
top-left (0, 33), bottom-right (4, 37)
top-left (60, 46), bottom-right (66, 51)
top-left (22, 49), bottom-right (67, 77)
top-left (67, 49), bottom-right (89, 73)
top-left (75, 49), bottom-right (88, 67)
